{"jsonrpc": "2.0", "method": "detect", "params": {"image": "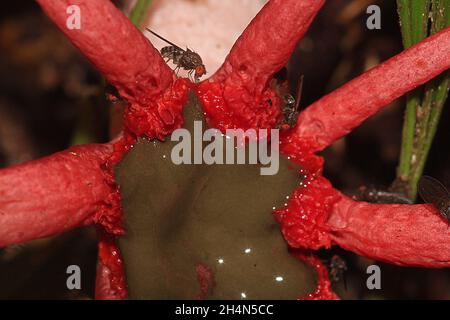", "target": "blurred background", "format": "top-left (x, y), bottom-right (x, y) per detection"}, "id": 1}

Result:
top-left (0, 0), bottom-right (449, 299)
